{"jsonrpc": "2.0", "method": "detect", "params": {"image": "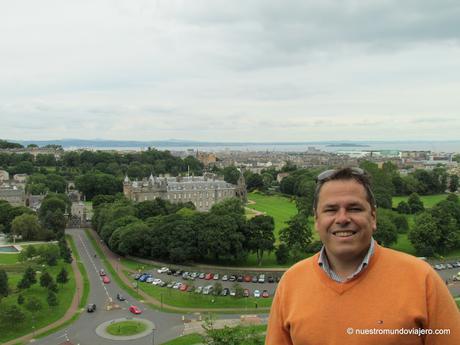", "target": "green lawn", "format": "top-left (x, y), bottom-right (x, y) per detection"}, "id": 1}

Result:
top-left (0, 259), bottom-right (75, 343)
top-left (161, 333), bottom-right (204, 345)
top-left (106, 320), bottom-right (147, 336)
top-left (392, 194), bottom-right (449, 208)
top-left (247, 192), bottom-right (297, 237)
top-left (0, 253), bottom-right (20, 265)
